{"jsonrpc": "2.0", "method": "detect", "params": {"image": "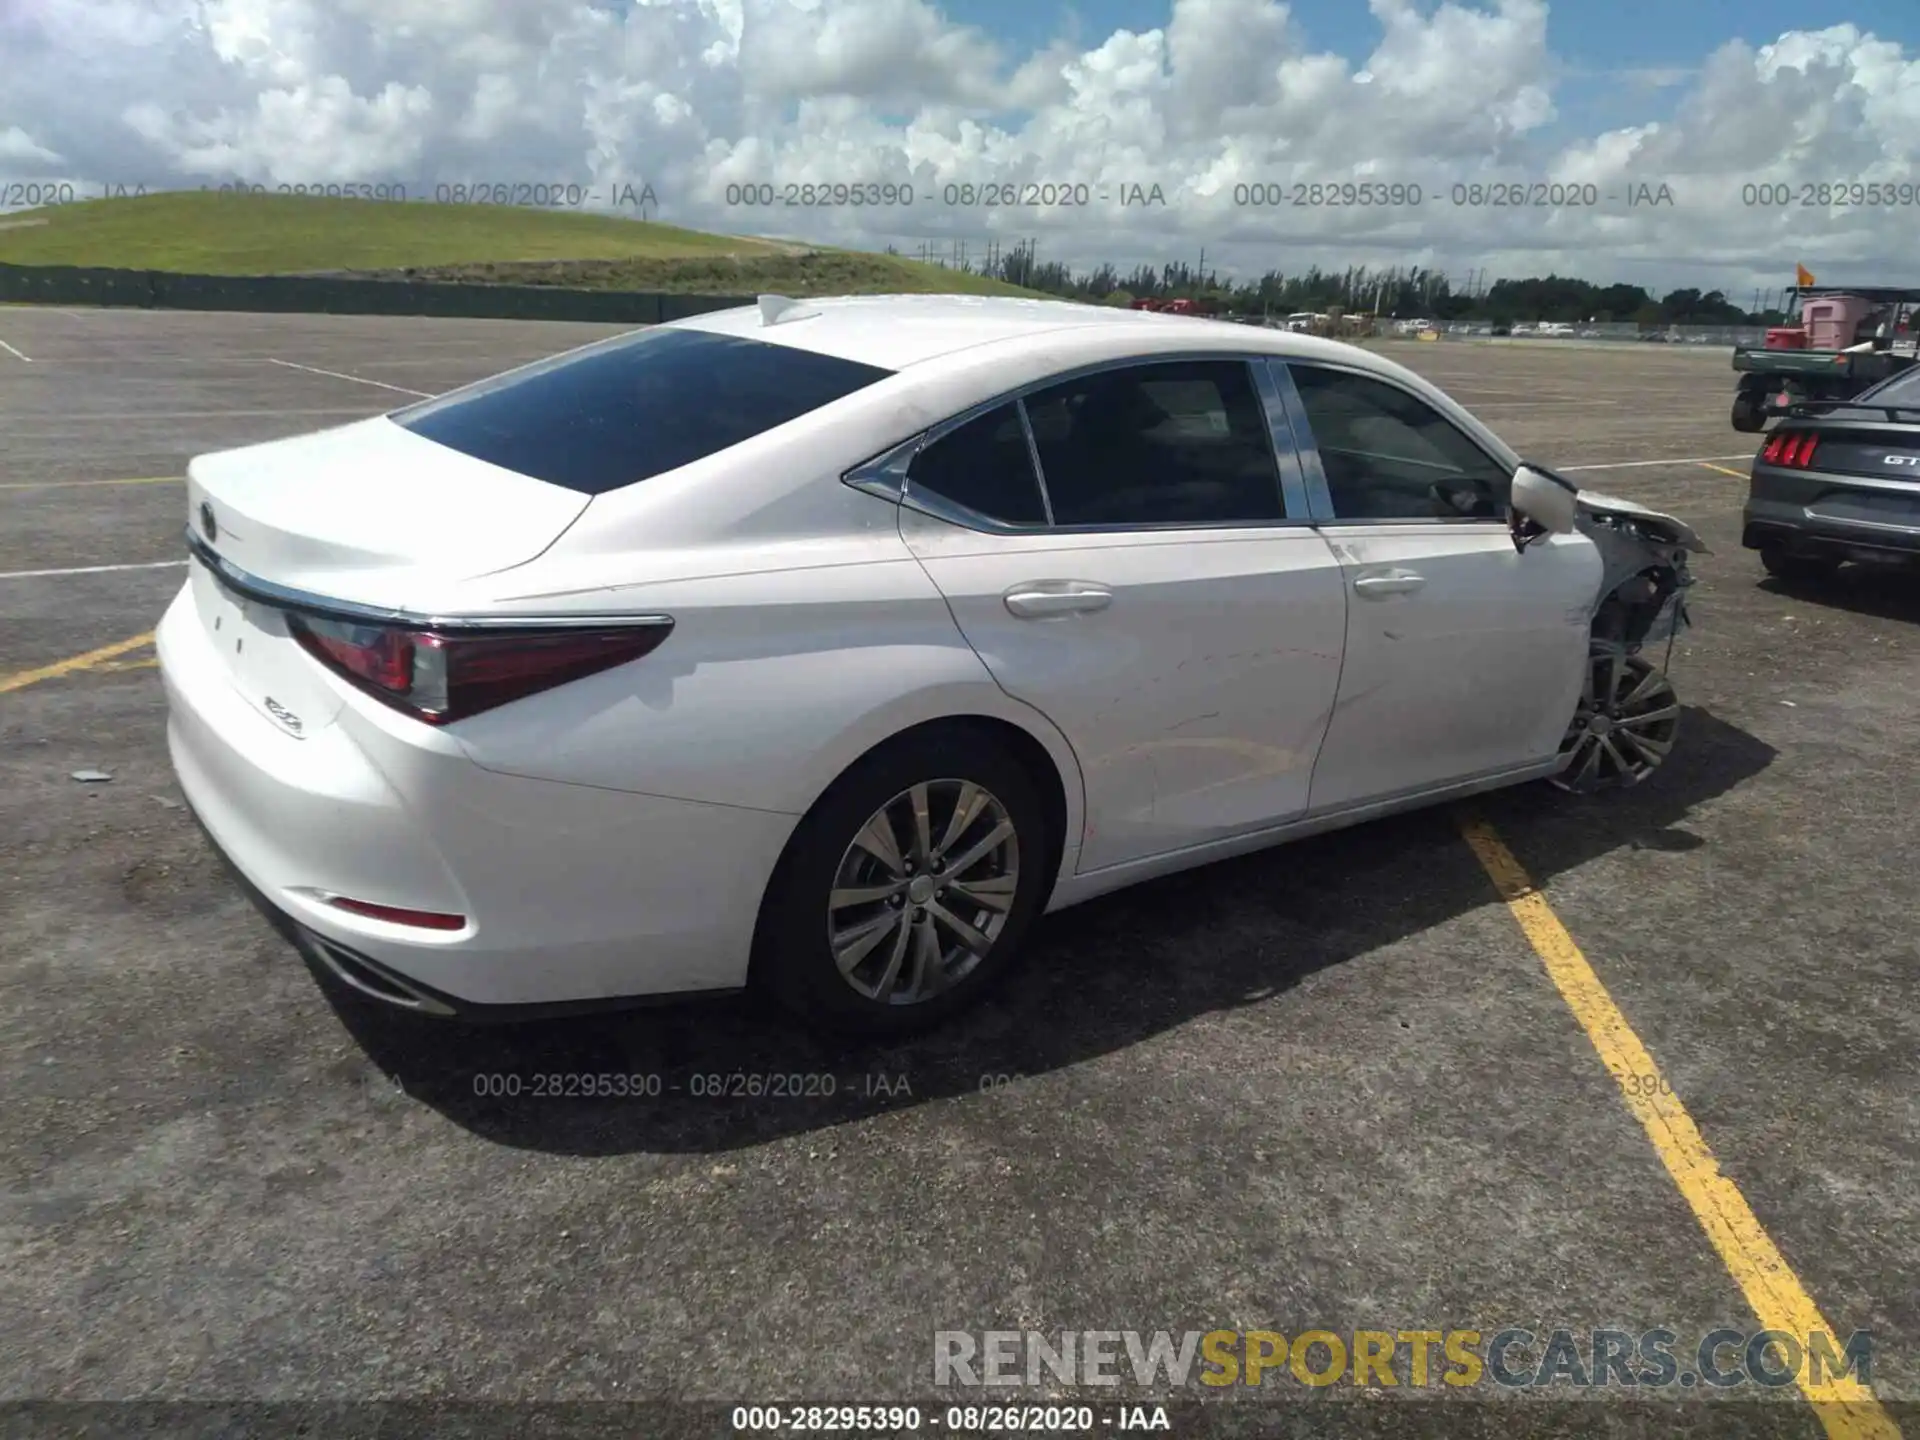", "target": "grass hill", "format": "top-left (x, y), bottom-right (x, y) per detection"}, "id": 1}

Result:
top-left (0, 191), bottom-right (1040, 297)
